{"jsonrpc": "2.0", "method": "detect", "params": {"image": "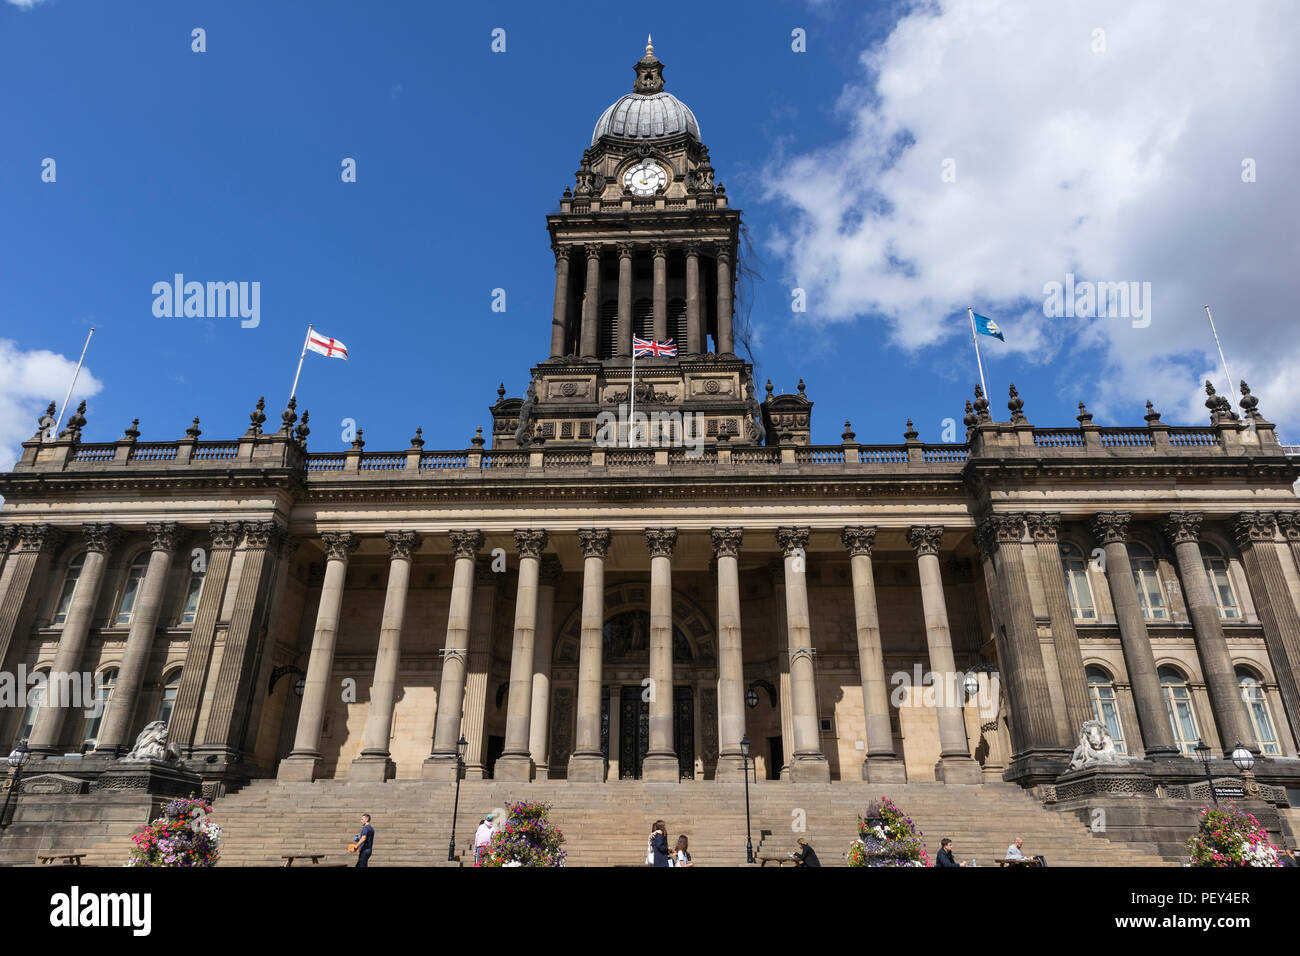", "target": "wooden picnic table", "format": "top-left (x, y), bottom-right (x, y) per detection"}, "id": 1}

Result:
top-left (38, 853), bottom-right (85, 866)
top-left (281, 853), bottom-right (330, 866)
top-left (756, 853), bottom-right (800, 867)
